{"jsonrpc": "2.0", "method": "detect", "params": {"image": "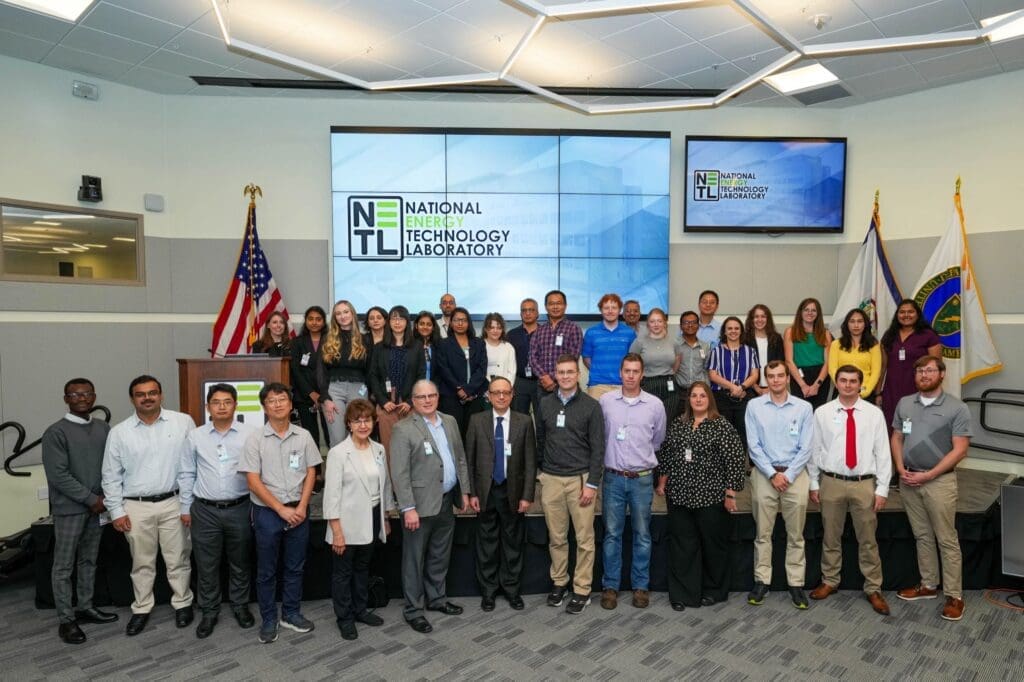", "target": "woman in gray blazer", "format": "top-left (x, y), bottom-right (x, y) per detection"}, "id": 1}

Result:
top-left (324, 398), bottom-right (394, 640)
